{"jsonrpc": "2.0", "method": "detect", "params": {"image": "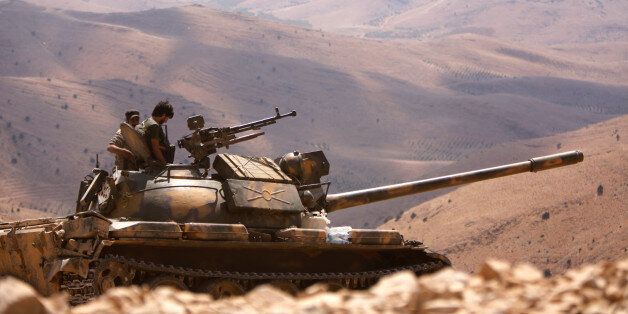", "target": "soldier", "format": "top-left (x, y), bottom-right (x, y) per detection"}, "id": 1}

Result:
top-left (137, 100), bottom-right (174, 165)
top-left (107, 110), bottom-right (140, 170)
